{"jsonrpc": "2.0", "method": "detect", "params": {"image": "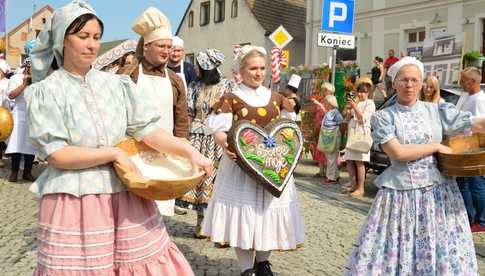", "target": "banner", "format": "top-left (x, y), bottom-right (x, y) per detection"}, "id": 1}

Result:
top-left (0, 0), bottom-right (5, 33)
